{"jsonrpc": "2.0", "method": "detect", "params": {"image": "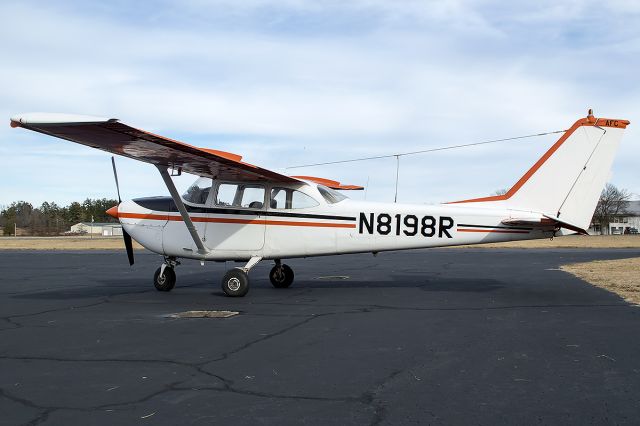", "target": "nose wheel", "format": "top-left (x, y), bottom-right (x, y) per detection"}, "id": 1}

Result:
top-left (270, 261), bottom-right (294, 288)
top-left (153, 258), bottom-right (179, 292)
